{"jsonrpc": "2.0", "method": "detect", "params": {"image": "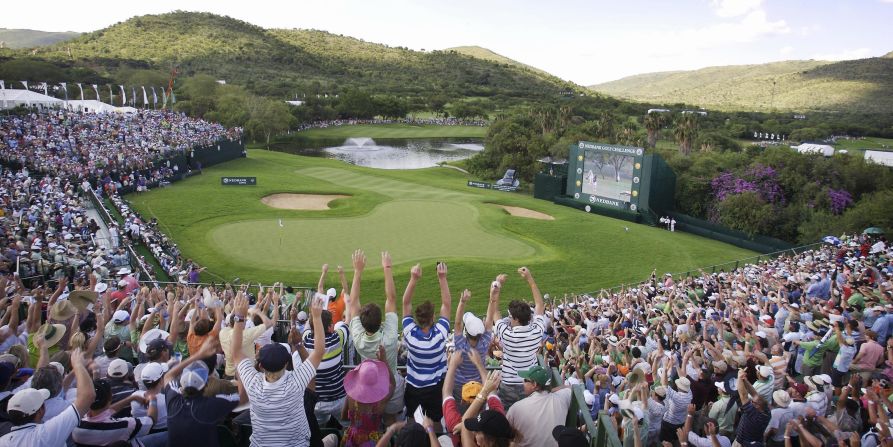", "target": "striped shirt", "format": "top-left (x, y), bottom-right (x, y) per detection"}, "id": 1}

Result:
top-left (454, 331), bottom-right (493, 385)
top-left (237, 355), bottom-right (316, 447)
top-left (663, 386), bottom-right (692, 425)
top-left (402, 316), bottom-right (450, 388)
top-left (495, 314), bottom-right (547, 385)
top-left (302, 321), bottom-right (349, 401)
top-left (72, 411), bottom-right (154, 446)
